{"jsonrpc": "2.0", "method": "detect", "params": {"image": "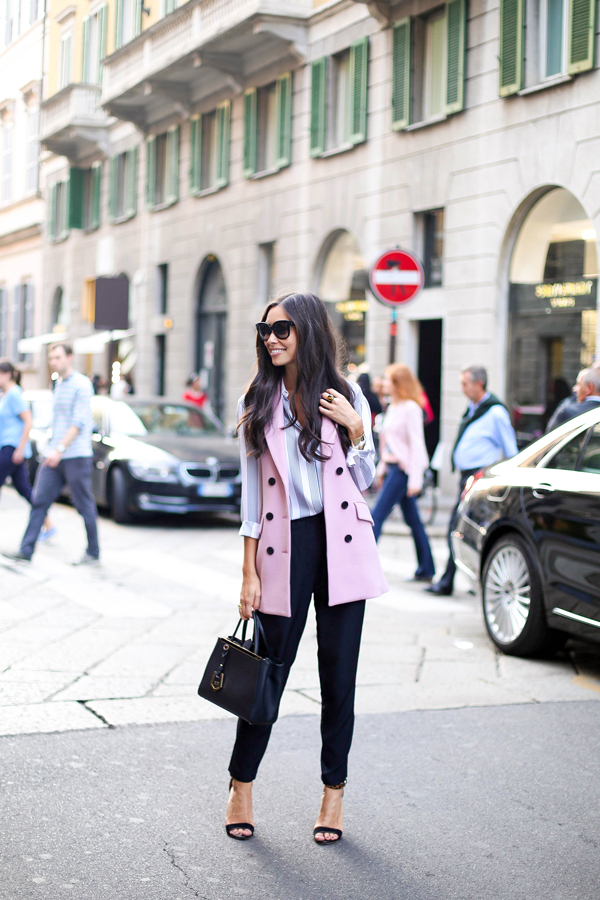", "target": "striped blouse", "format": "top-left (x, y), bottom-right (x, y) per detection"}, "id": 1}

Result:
top-left (238, 382), bottom-right (376, 538)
